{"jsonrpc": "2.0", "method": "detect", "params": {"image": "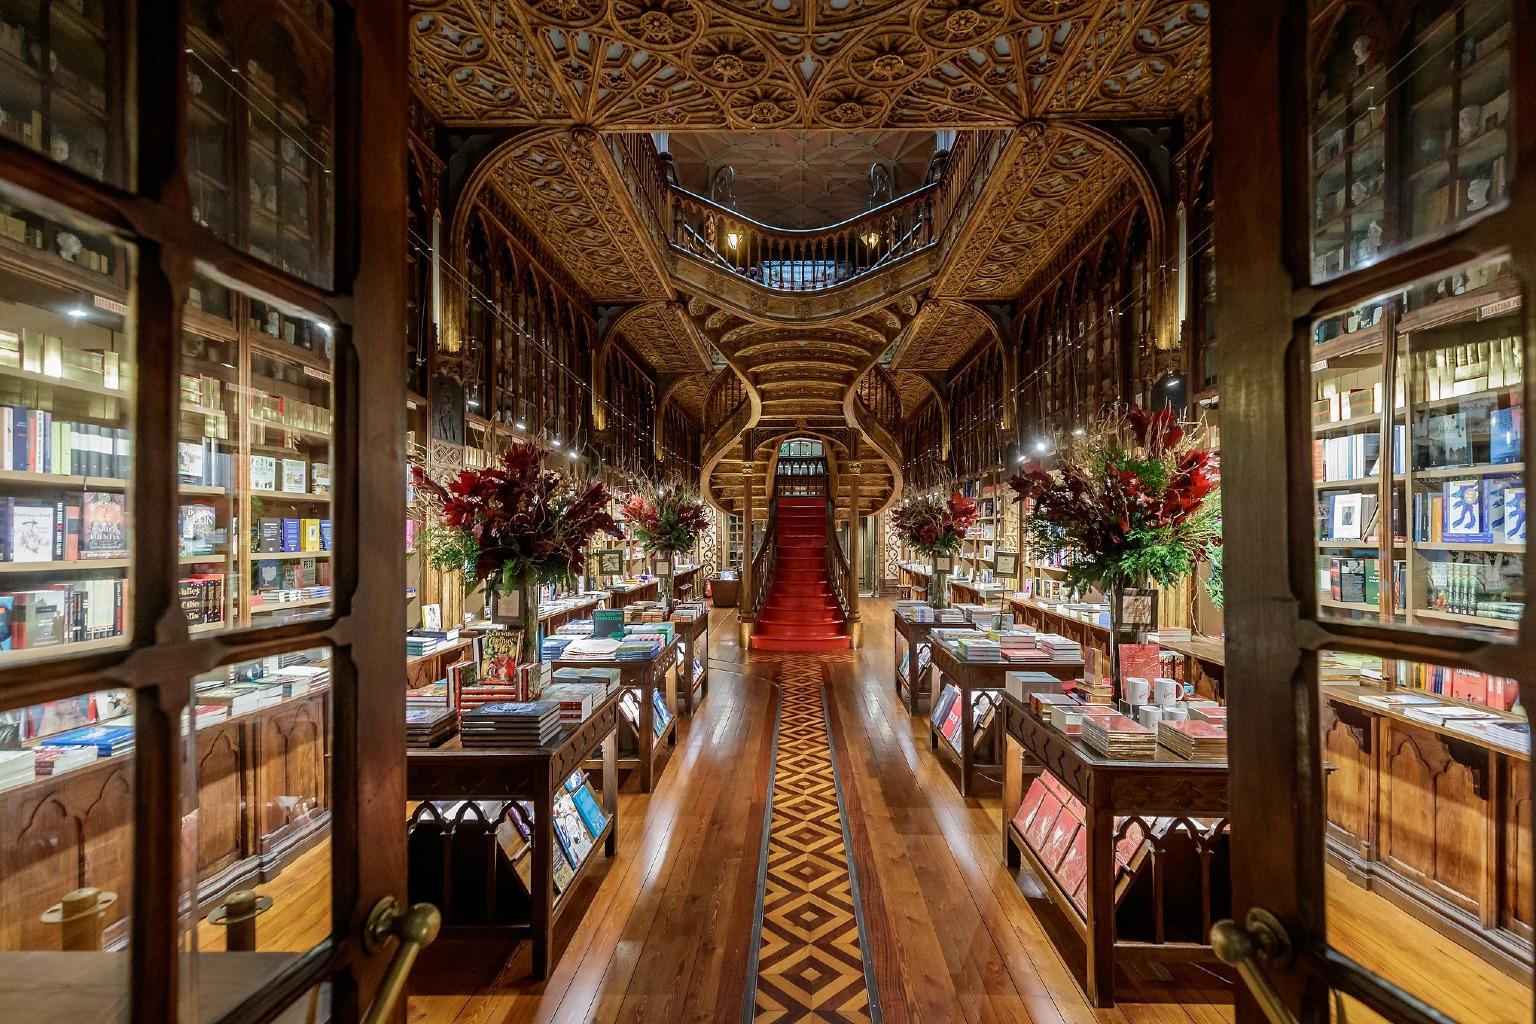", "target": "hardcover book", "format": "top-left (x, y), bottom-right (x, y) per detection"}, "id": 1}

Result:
top-left (257, 518), bottom-right (283, 552)
top-left (554, 792), bottom-right (595, 866)
top-left (281, 458), bottom-right (307, 493)
top-left (249, 455), bottom-right (277, 491)
top-left (9, 501), bottom-right (55, 562)
top-left (80, 492), bottom-right (127, 558)
top-left (571, 783), bottom-right (609, 839)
